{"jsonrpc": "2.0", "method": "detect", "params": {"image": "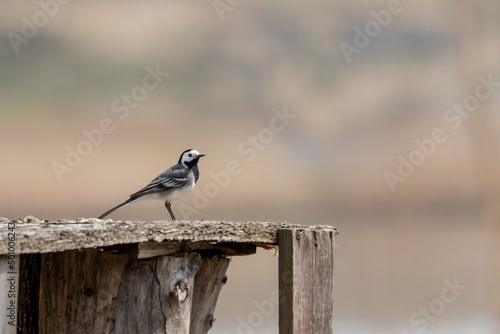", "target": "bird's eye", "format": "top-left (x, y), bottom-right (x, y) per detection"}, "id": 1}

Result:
top-left (188, 154), bottom-right (192, 157)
